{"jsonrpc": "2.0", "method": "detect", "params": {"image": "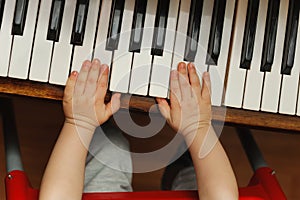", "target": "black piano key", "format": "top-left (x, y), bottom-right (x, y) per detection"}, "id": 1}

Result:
top-left (11, 0), bottom-right (29, 35)
top-left (281, 0), bottom-right (300, 75)
top-left (71, 0), bottom-right (89, 46)
top-left (184, 0), bottom-right (204, 62)
top-left (260, 0), bottom-right (280, 72)
top-left (239, 0), bottom-right (259, 69)
top-left (106, 0), bottom-right (125, 51)
top-left (129, 0), bottom-right (147, 53)
top-left (0, 0), bottom-right (5, 29)
top-left (47, 0), bottom-right (65, 42)
top-left (206, 0), bottom-right (226, 65)
top-left (151, 0), bottom-right (170, 56)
